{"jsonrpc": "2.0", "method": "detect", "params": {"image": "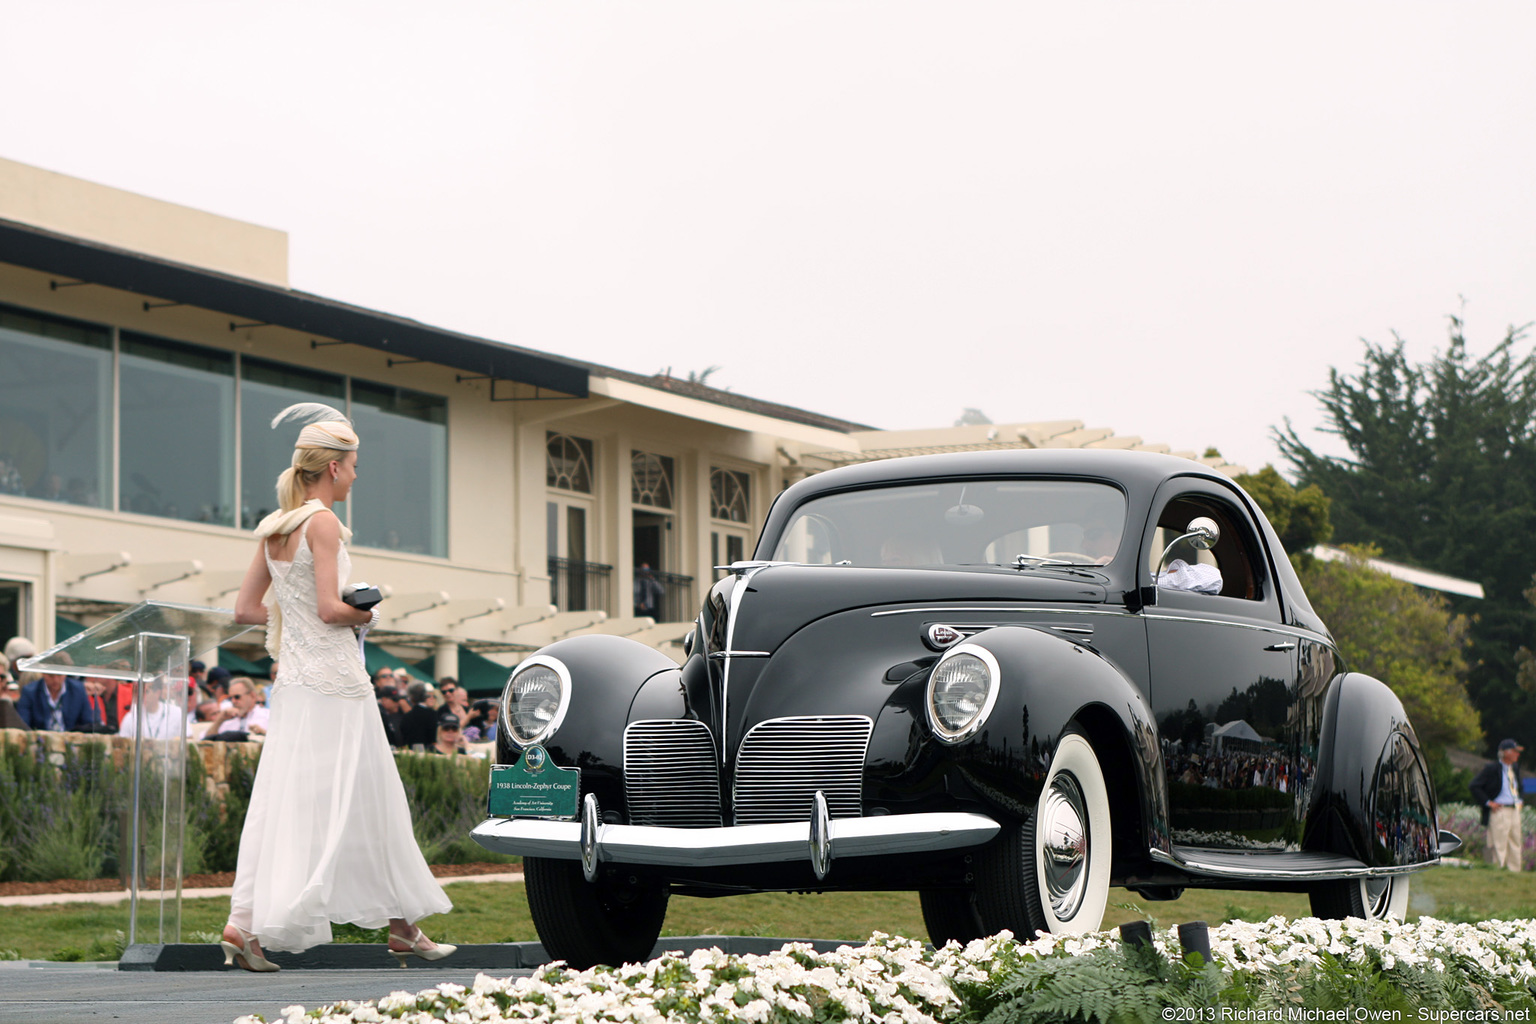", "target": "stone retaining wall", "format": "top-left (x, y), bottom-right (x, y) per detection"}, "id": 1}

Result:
top-left (1, 727), bottom-right (261, 799)
top-left (0, 728), bottom-right (491, 801)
